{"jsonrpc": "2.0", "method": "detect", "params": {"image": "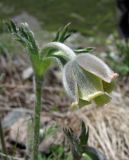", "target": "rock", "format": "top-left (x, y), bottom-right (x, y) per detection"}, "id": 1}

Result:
top-left (2, 108), bottom-right (31, 130)
top-left (8, 116), bottom-right (29, 148)
top-left (22, 67), bottom-right (33, 80)
top-left (12, 12), bottom-right (54, 46)
top-left (111, 91), bottom-right (124, 106)
top-left (13, 12), bottom-right (42, 31)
